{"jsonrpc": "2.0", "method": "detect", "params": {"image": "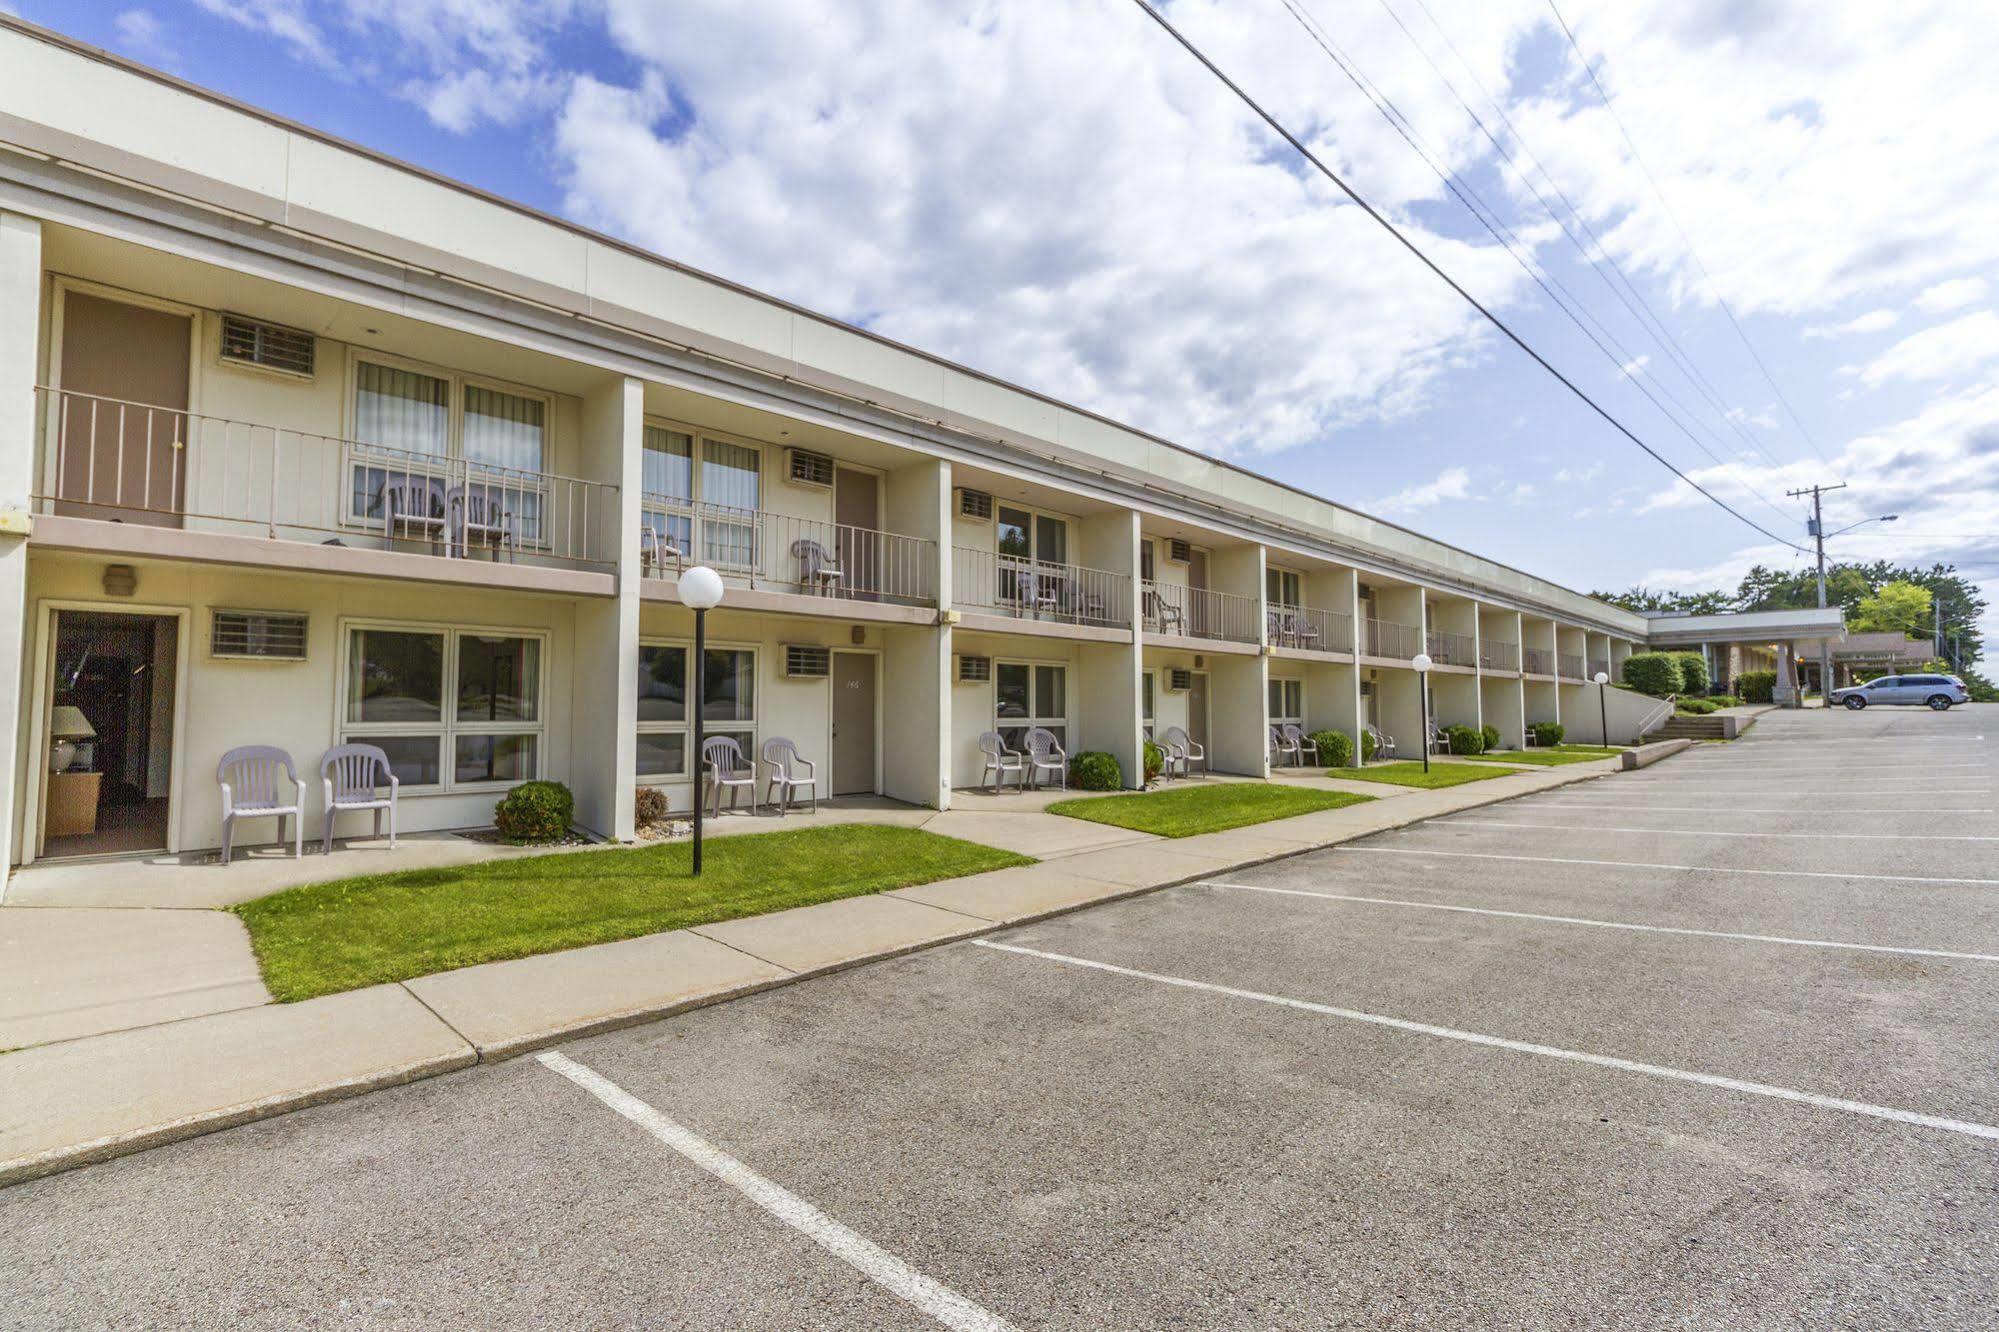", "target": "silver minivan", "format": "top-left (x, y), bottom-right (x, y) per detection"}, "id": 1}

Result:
top-left (1830, 673), bottom-right (1971, 710)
